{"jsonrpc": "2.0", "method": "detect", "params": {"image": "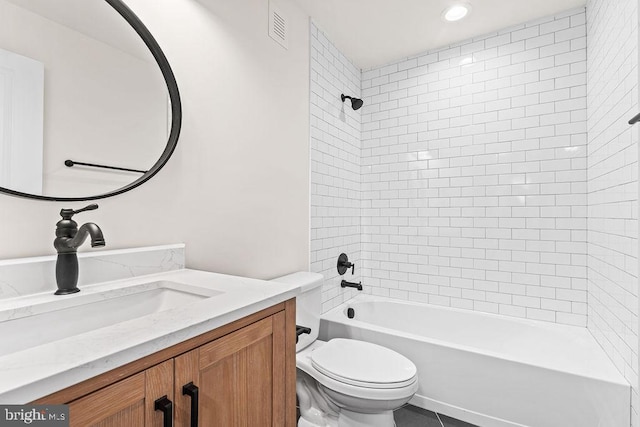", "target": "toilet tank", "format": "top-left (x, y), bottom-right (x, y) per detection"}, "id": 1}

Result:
top-left (270, 272), bottom-right (323, 351)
